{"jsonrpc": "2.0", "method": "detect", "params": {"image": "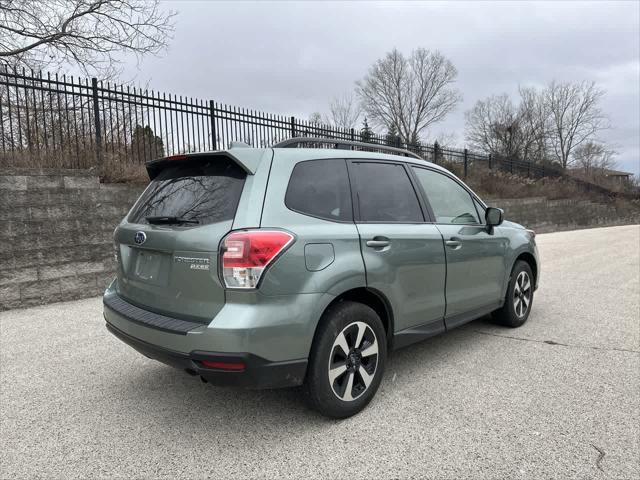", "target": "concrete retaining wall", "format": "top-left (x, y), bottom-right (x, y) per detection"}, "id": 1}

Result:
top-left (0, 169), bottom-right (142, 310)
top-left (492, 196), bottom-right (640, 233)
top-left (0, 170), bottom-right (638, 310)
